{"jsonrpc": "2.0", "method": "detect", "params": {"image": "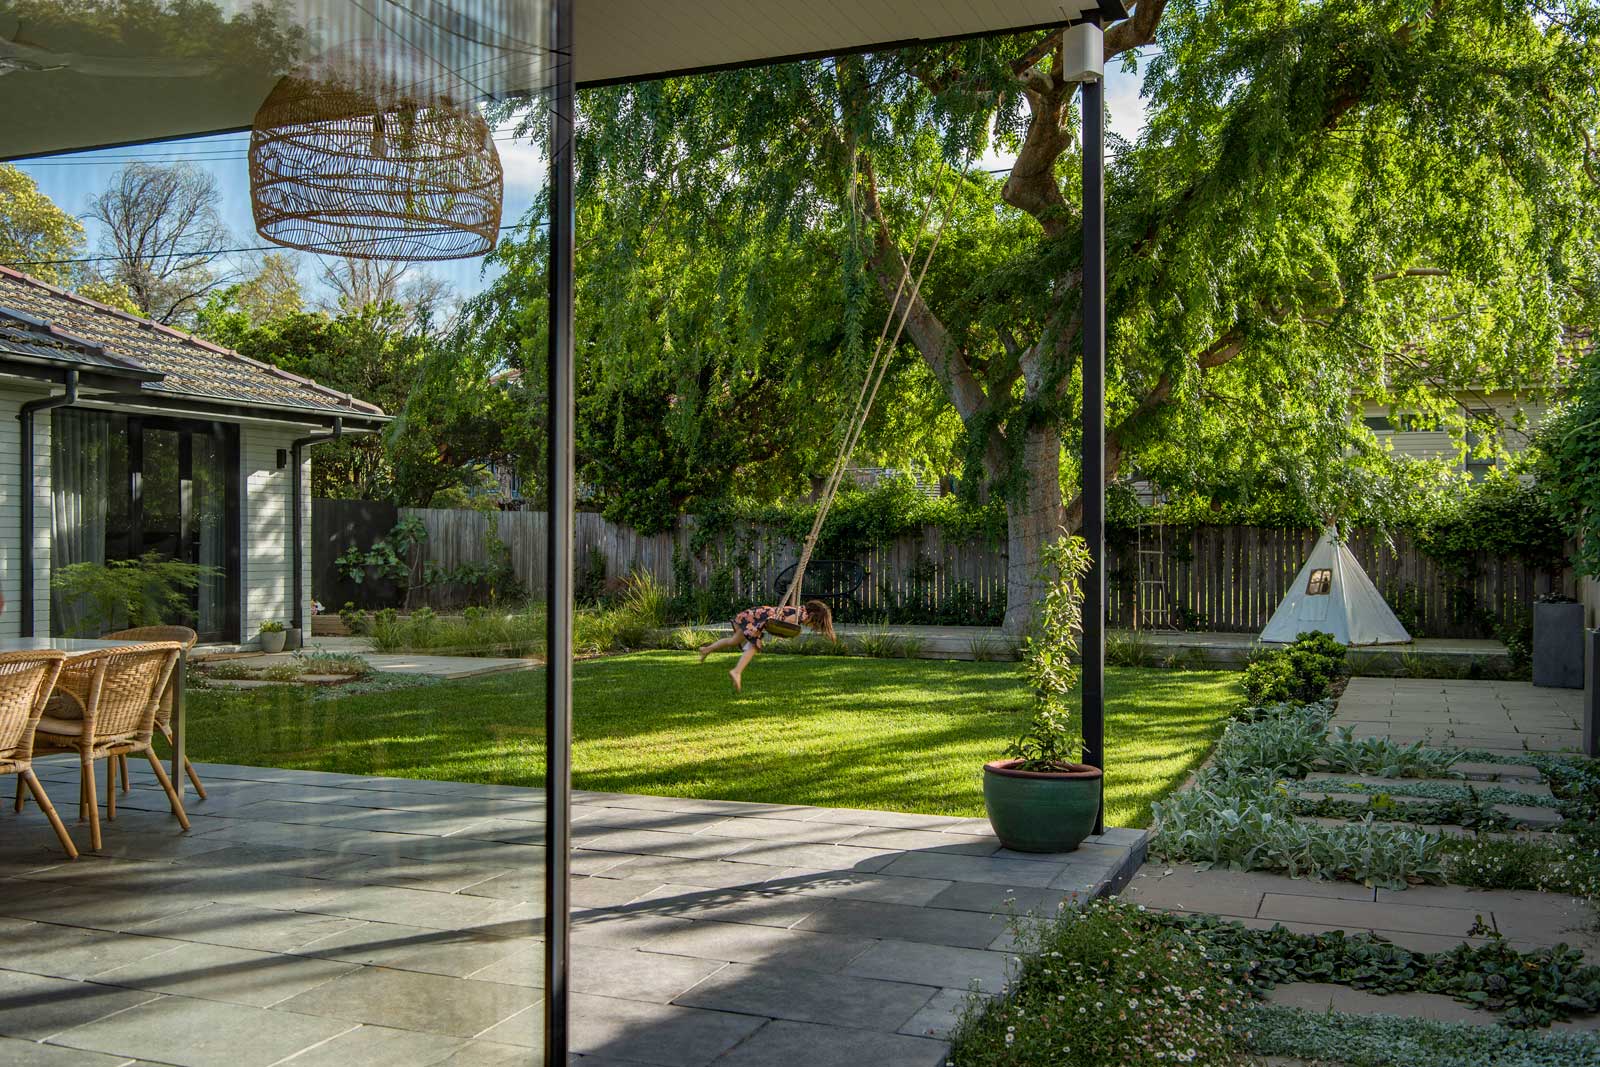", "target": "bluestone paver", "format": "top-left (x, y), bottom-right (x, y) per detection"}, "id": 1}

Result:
top-left (0, 760), bottom-right (1152, 1066)
top-left (711, 1019), bottom-right (950, 1066)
